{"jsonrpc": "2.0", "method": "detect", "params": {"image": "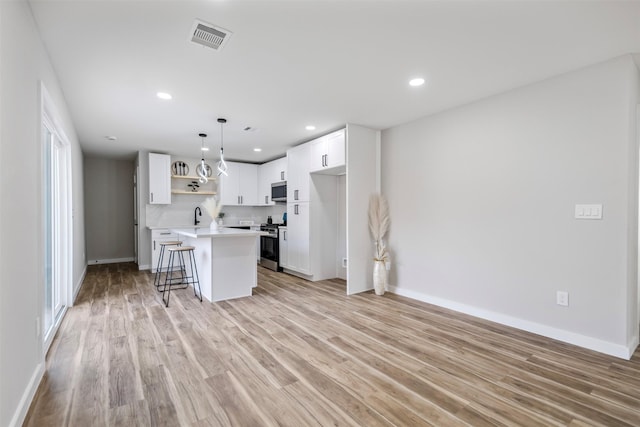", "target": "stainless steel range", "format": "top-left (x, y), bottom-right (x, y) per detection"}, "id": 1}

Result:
top-left (259, 223), bottom-right (281, 271)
